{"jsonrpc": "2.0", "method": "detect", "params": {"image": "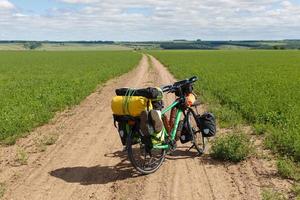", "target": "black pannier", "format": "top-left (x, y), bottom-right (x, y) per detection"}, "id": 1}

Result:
top-left (113, 115), bottom-right (130, 145)
top-left (117, 120), bottom-right (128, 145)
top-left (196, 112), bottom-right (216, 137)
top-left (115, 87), bottom-right (163, 100)
top-left (113, 115), bottom-right (141, 146)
